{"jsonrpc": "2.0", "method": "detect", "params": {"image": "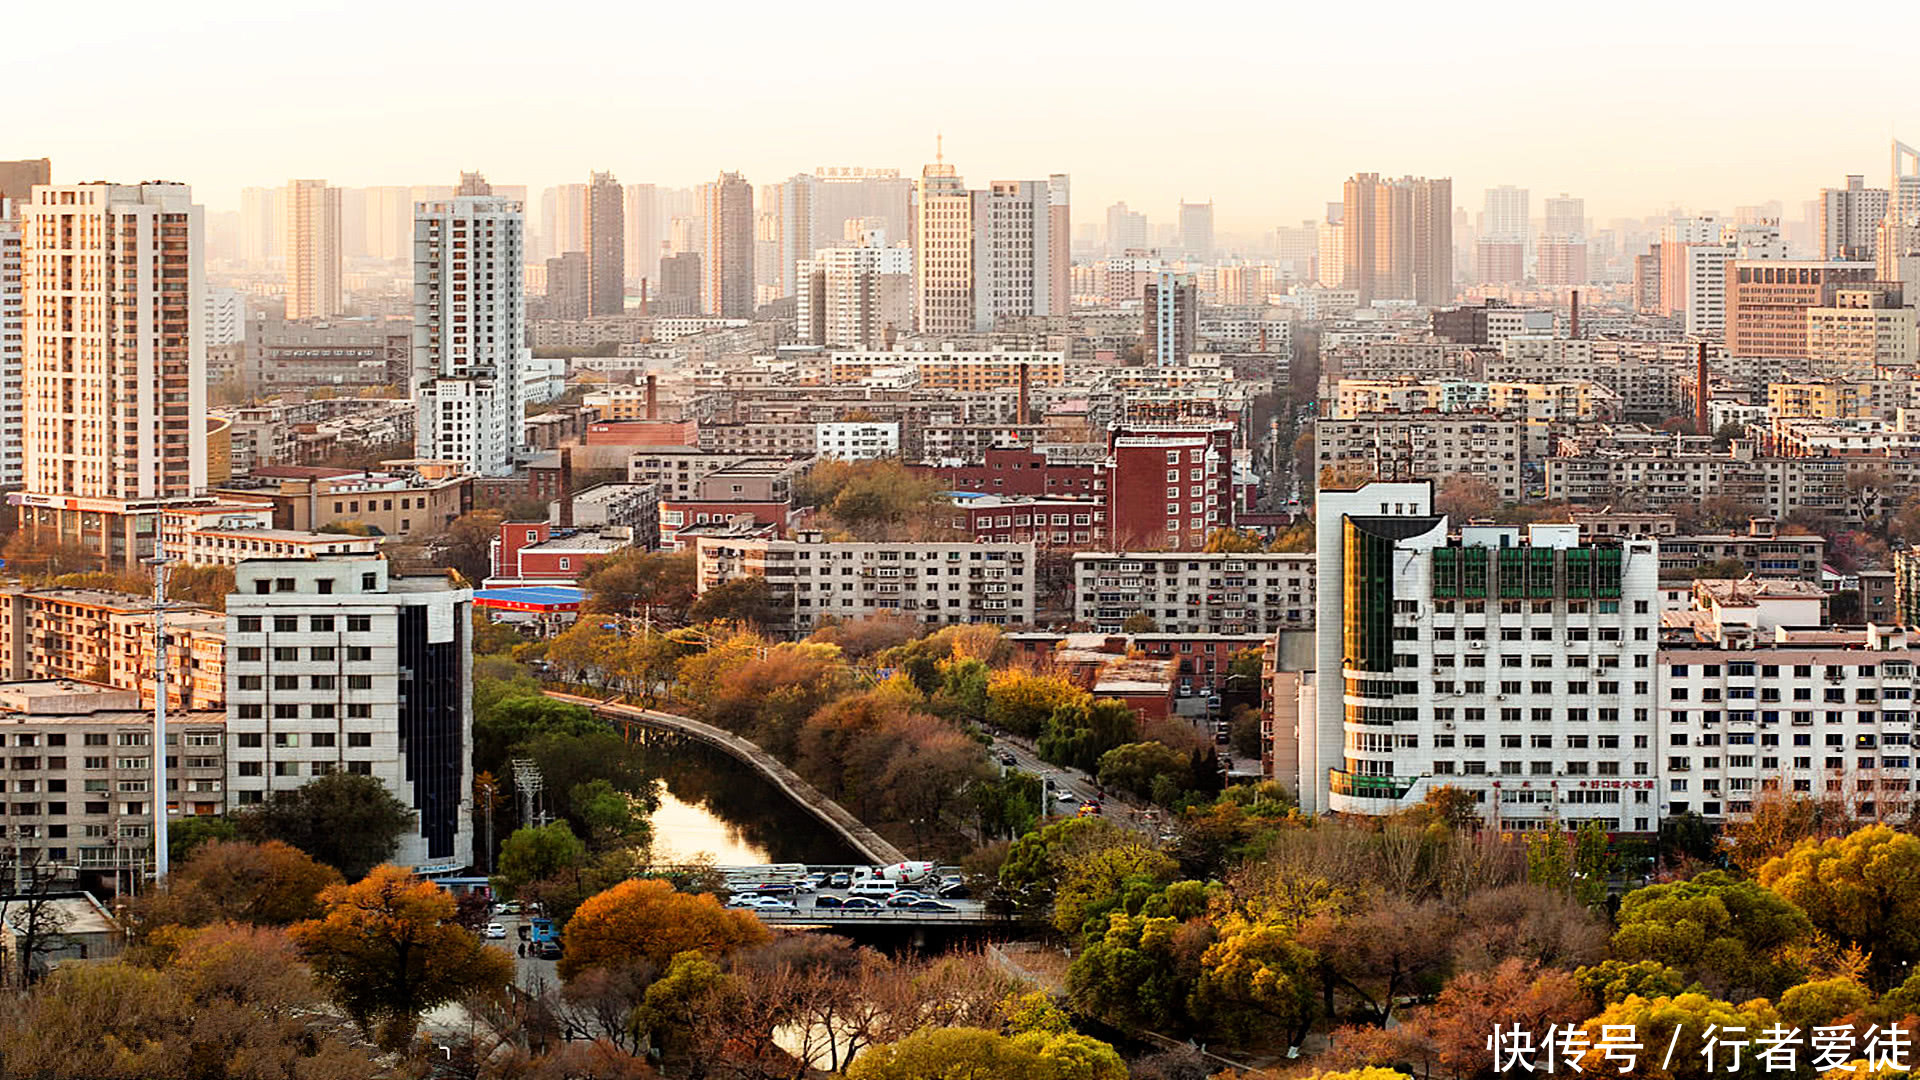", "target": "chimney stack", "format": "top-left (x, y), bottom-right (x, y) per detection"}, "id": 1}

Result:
top-left (557, 448), bottom-right (575, 529)
top-left (1569, 289), bottom-right (1580, 340)
top-left (639, 277), bottom-right (649, 317)
top-left (1017, 363), bottom-right (1031, 426)
top-left (1696, 341), bottom-right (1711, 437)
top-left (646, 373), bottom-right (658, 421)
